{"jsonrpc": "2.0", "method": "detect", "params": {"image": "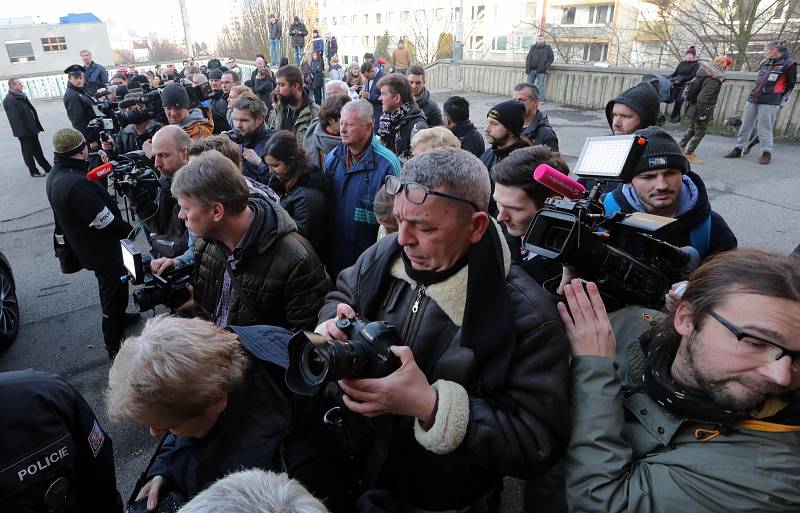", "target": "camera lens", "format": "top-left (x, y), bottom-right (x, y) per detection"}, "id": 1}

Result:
top-left (300, 343), bottom-right (331, 386)
top-left (307, 349), bottom-right (327, 376)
